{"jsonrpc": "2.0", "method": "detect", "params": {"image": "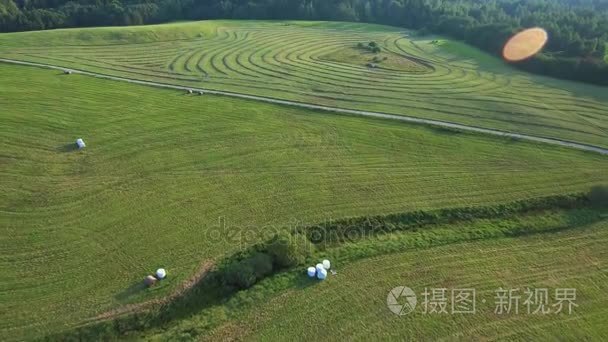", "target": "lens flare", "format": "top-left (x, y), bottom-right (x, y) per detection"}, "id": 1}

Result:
top-left (503, 27), bottom-right (548, 62)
